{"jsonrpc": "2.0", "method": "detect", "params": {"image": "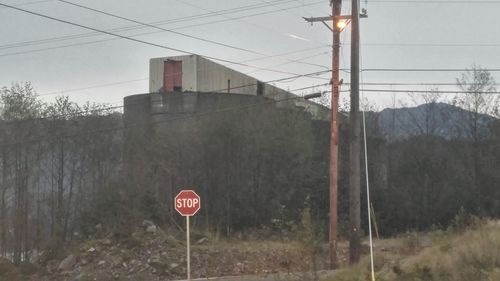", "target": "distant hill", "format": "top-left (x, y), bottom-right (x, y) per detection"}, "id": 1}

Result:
top-left (377, 102), bottom-right (498, 140)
